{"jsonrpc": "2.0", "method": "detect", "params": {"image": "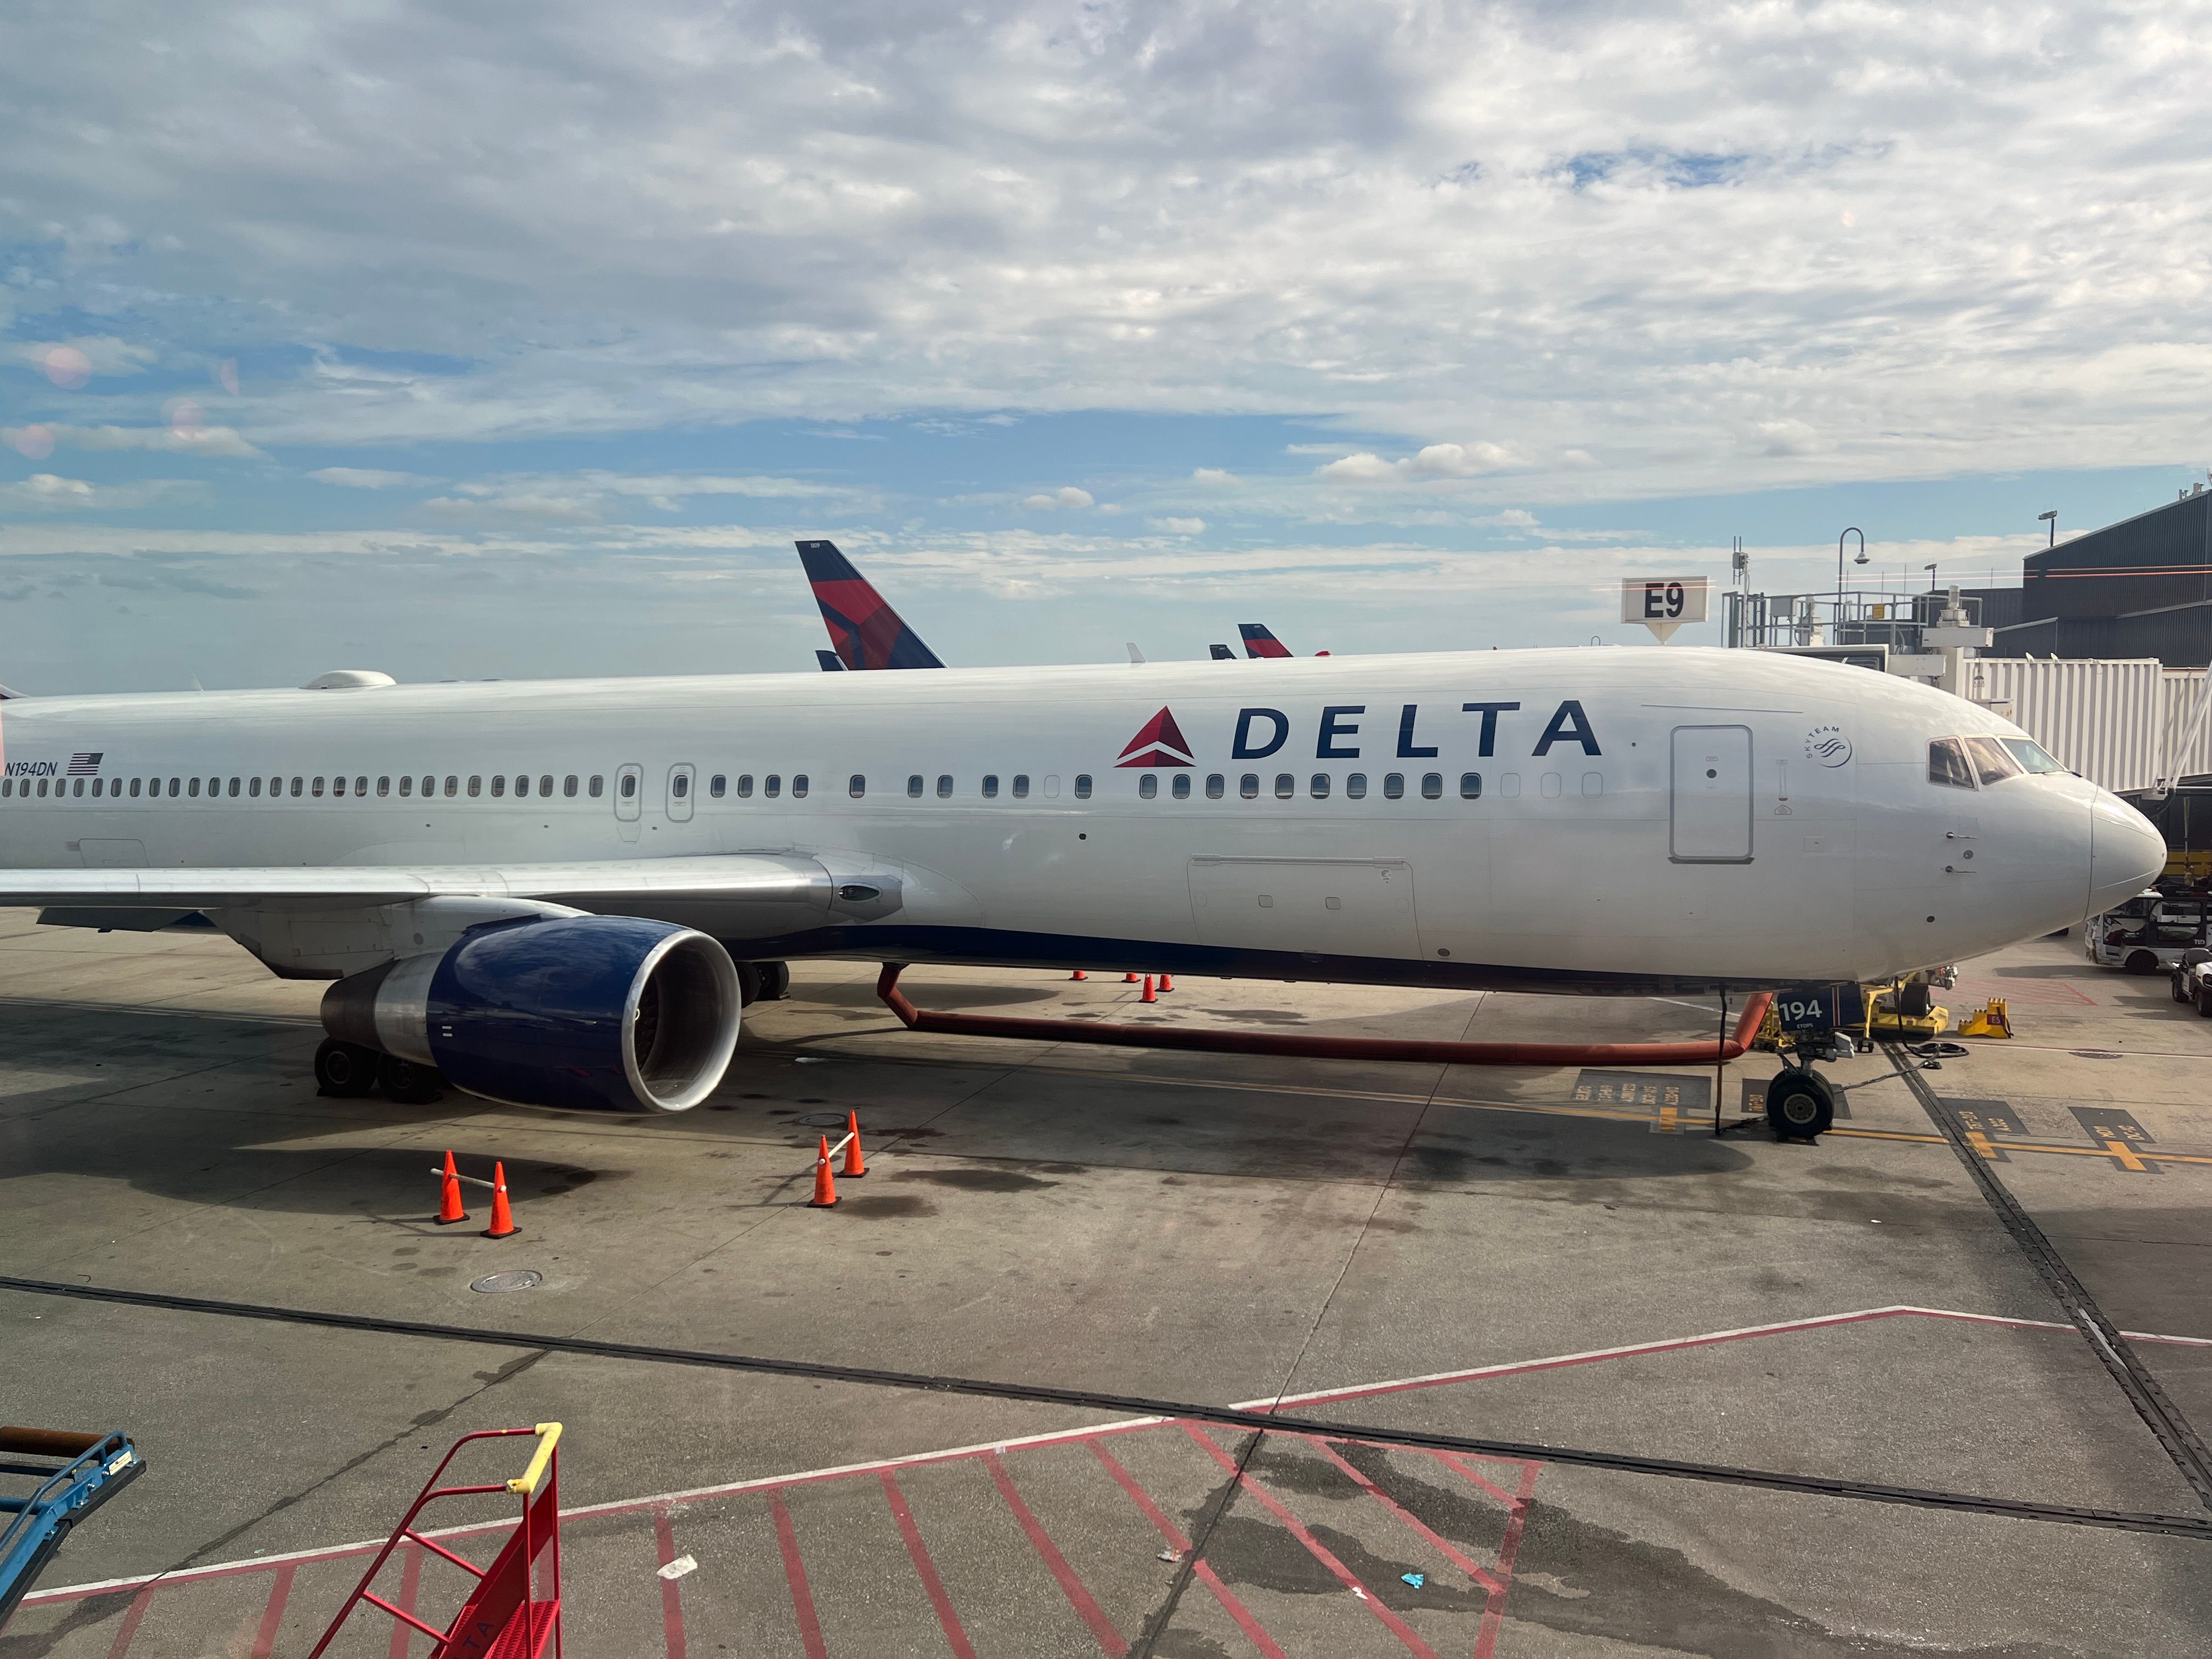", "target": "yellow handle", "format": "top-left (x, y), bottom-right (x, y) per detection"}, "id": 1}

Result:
top-left (506, 1422), bottom-right (563, 1496)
